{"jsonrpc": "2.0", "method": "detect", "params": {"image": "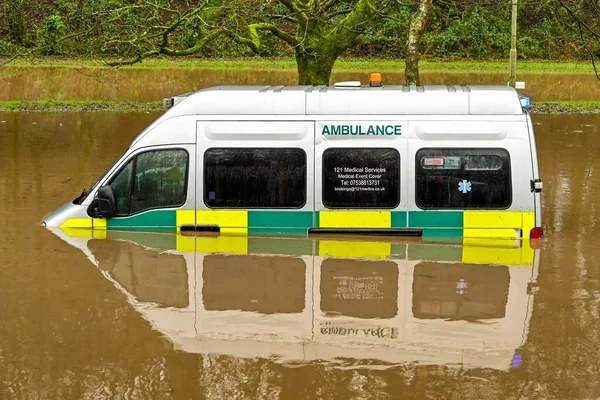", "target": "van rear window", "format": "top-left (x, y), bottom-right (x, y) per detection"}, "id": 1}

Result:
top-left (416, 148), bottom-right (511, 209)
top-left (204, 148), bottom-right (306, 208)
